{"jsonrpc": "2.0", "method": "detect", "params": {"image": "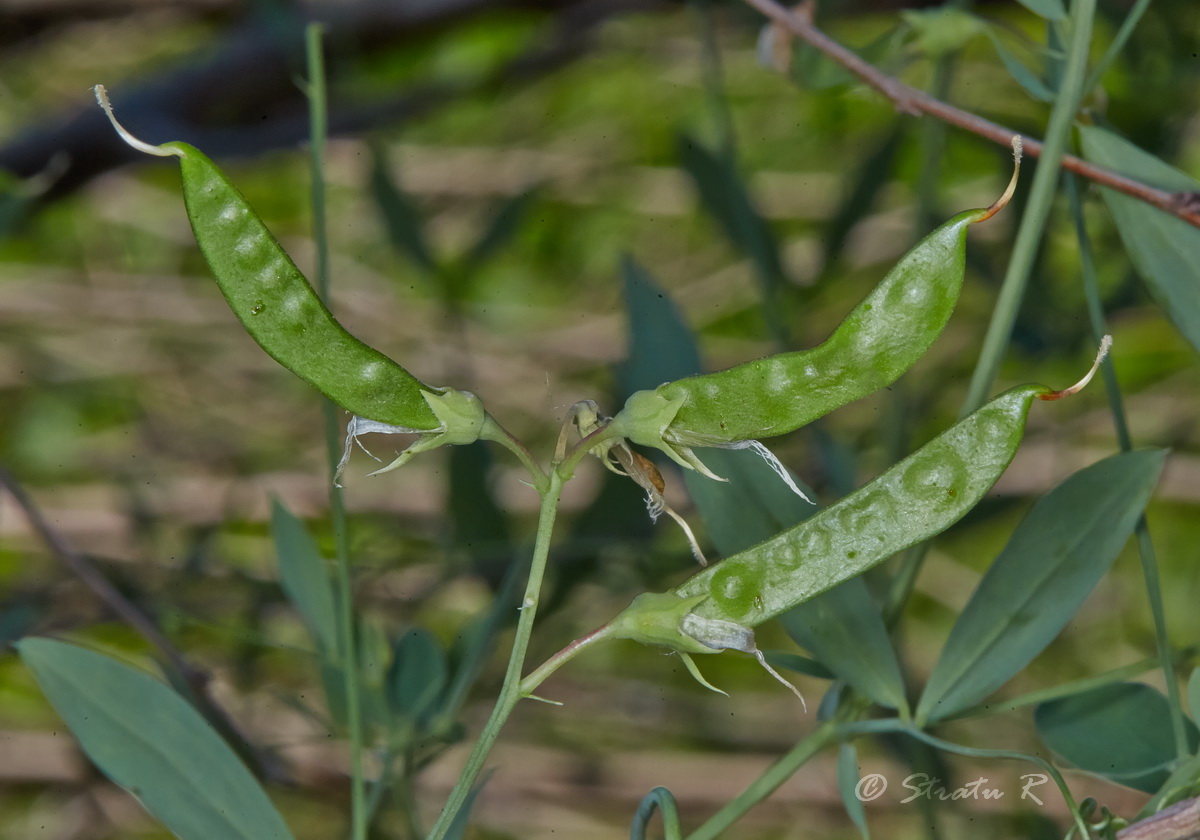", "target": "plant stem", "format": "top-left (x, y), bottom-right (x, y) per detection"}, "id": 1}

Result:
top-left (1066, 173), bottom-right (1190, 759)
top-left (836, 719), bottom-right (1091, 839)
top-left (305, 23), bottom-right (367, 840)
top-left (947, 645), bottom-right (1198, 721)
top-left (480, 414), bottom-right (549, 492)
top-left (685, 721), bottom-right (840, 840)
top-left (519, 622), bottom-right (615, 697)
top-left (961, 0), bottom-right (1096, 413)
top-left (426, 469), bottom-right (566, 840)
top-left (1082, 0), bottom-right (1152, 94)
top-left (632, 787), bottom-right (683, 840)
